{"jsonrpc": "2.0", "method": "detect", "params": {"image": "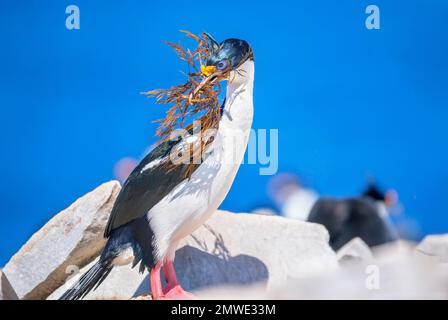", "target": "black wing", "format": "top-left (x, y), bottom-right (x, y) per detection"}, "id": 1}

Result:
top-left (104, 138), bottom-right (198, 237)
